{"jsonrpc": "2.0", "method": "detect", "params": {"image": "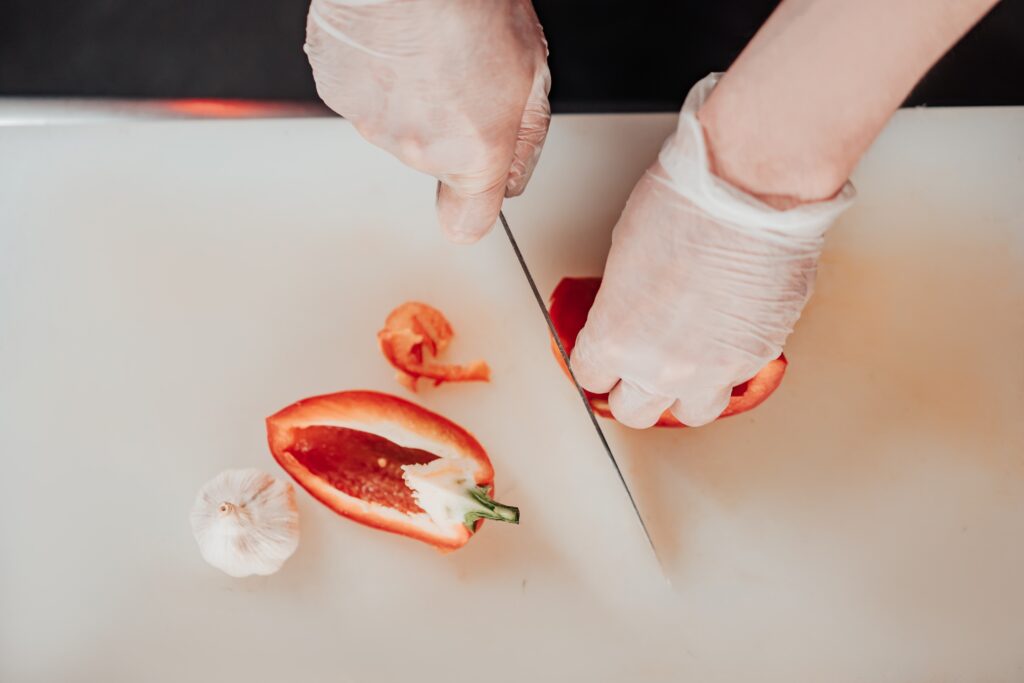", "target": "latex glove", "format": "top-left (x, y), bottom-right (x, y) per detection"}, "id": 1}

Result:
top-left (305, 0), bottom-right (551, 243)
top-left (571, 73), bottom-right (855, 429)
